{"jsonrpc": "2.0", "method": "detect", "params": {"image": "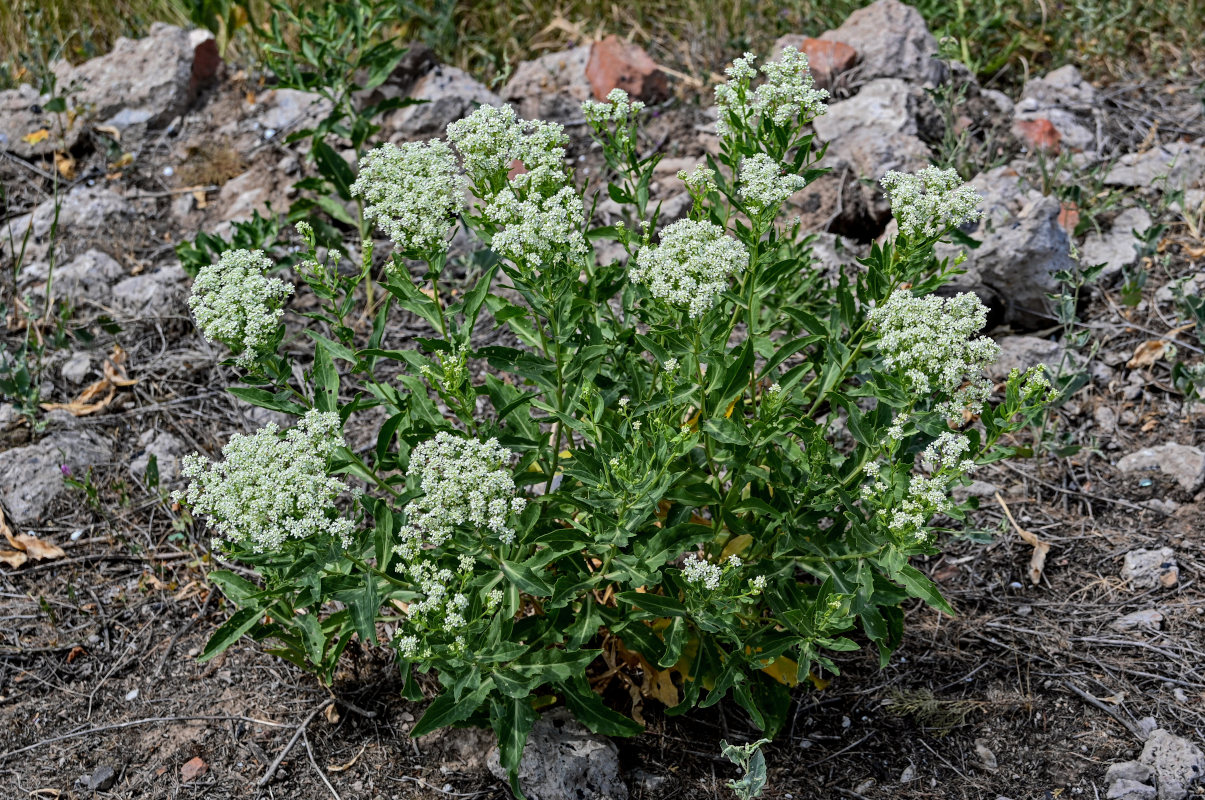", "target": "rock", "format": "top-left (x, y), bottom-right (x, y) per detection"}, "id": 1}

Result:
top-left (1110, 609), bottom-right (1164, 632)
top-left (502, 45), bottom-right (595, 121)
top-left (771, 36), bottom-right (859, 91)
top-left (77, 764), bottom-right (117, 792)
top-left (1012, 118), bottom-right (1062, 154)
top-left (818, 0), bottom-right (947, 87)
top-left (974, 739), bottom-right (998, 771)
top-left (1120, 548), bottom-right (1180, 590)
top-left (987, 335), bottom-right (1065, 382)
top-left (4, 186), bottom-right (136, 265)
top-left (384, 65), bottom-right (502, 140)
top-left (61, 352), bottom-right (92, 385)
top-left (0, 431), bottom-right (112, 525)
top-left (1015, 66), bottom-right (1100, 153)
top-left (1140, 729), bottom-right (1205, 799)
top-left (1108, 779), bottom-right (1159, 800)
top-left (1081, 207), bottom-right (1154, 281)
top-left (53, 24), bottom-right (219, 133)
top-left (252, 88), bottom-right (334, 138)
top-left (0, 84), bottom-right (83, 157)
top-left (953, 480), bottom-right (1001, 504)
top-left (585, 35), bottom-right (669, 102)
top-left (1107, 761), bottom-right (1155, 786)
top-left (1116, 443), bottom-right (1205, 493)
top-left (181, 756), bottom-right (208, 781)
top-left (1105, 143), bottom-right (1205, 190)
top-left (130, 430), bottom-right (187, 484)
top-left (216, 166), bottom-right (285, 223)
top-left (19, 249), bottom-right (126, 304)
top-left (486, 709), bottom-right (627, 800)
top-left (937, 165), bottom-right (1072, 327)
top-left (812, 78), bottom-right (935, 142)
top-left (111, 263), bottom-right (189, 316)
